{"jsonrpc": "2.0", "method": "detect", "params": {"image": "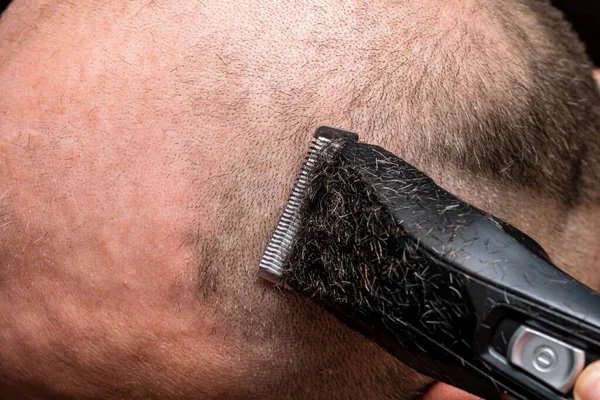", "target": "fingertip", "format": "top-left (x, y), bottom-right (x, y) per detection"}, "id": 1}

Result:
top-left (421, 382), bottom-right (482, 400)
top-left (574, 361), bottom-right (600, 400)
